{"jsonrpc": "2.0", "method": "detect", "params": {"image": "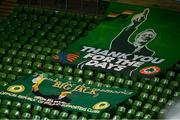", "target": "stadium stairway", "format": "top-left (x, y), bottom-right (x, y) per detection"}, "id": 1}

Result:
top-left (0, 0), bottom-right (17, 20)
